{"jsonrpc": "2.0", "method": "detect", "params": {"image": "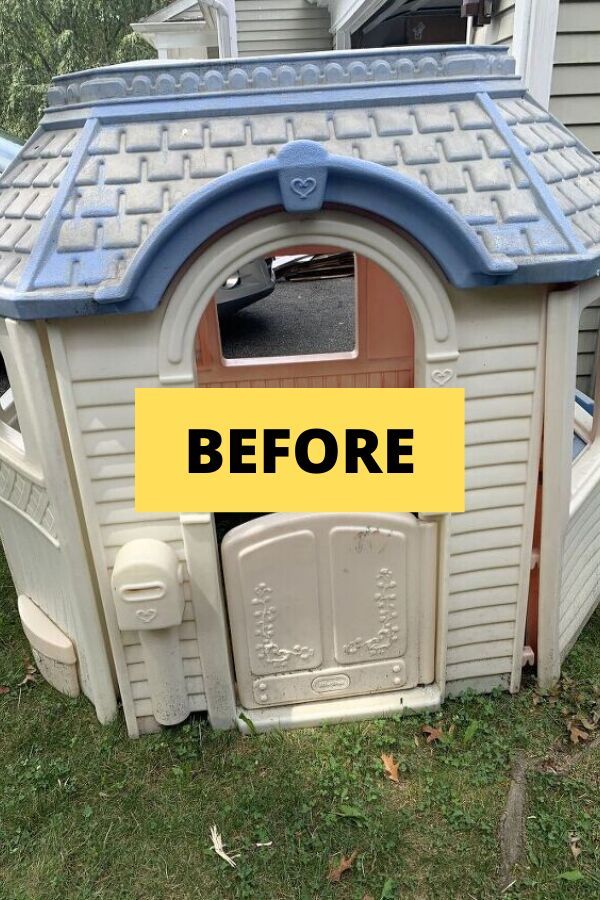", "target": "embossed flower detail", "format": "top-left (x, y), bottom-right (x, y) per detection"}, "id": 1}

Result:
top-left (343, 566), bottom-right (400, 657)
top-left (252, 582), bottom-right (315, 666)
